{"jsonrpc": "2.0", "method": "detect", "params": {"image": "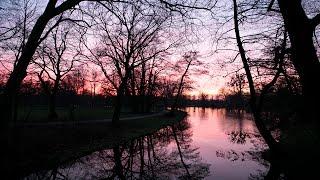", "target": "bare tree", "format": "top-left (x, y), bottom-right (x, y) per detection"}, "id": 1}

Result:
top-left (0, 0), bottom-right (36, 70)
top-left (171, 51), bottom-right (200, 112)
top-left (33, 25), bottom-right (80, 119)
top-left (86, 2), bottom-right (176, 125)
top-left (1, 0), bottom-right (112, 125)
top-left (232, 0), bottom-right (289, 152)
top-left (0, 1), bottom-right (79, 141)
top-left (270, 0), bottom-right (320, 122)
top-left (127, 56), bottom-right (164, 112)
top-left (62, 67), bottom-right (86, 95)
top-left (0, 0), bottom-right (38, 125)
top-left (227, 72), bottom-right (245, 96)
